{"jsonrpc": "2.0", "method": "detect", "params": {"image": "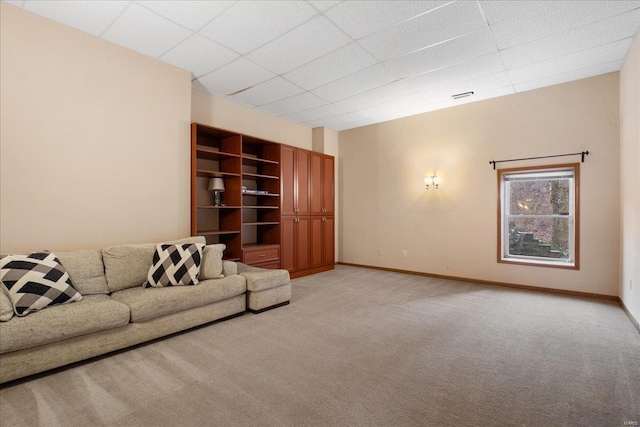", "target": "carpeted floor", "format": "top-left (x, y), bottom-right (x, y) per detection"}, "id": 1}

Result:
top-left (1, 265), bottom-right (638, 427)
